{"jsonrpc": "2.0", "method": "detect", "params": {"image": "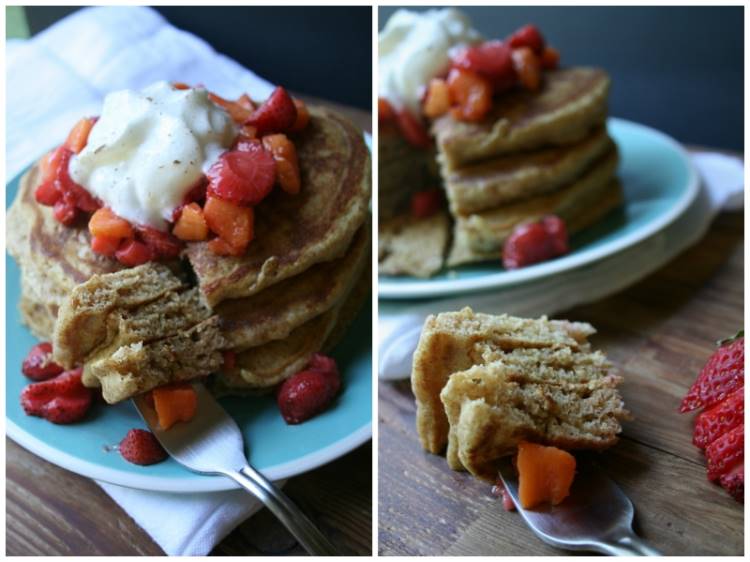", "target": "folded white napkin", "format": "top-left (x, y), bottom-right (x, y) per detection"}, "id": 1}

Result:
top-left (379, 151), bottom-right (744, 380)
top-left (6, 6), bottom-right (285, 556)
